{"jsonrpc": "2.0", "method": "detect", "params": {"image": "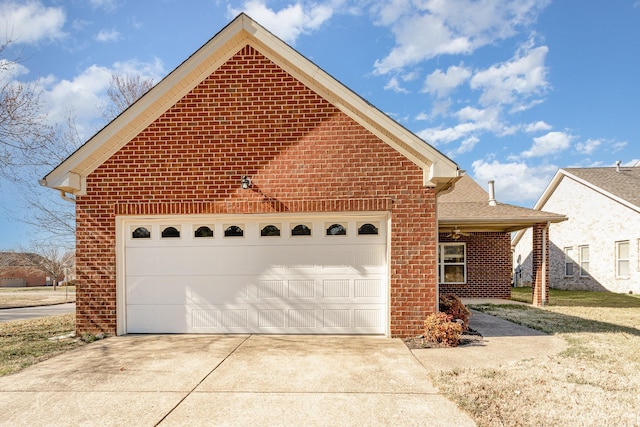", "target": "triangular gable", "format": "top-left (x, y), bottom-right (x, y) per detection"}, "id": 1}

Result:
top-left (43, 13), bottom-right (459, 195)
top-left (512, 167), bottom-right (639, 246)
